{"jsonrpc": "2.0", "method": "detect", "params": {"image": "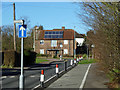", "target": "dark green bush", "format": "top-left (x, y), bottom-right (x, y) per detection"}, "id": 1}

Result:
top-left (3, 50), bottom-right (16, 67)
top-left (53, 55), bottom-right (57, 58)
top-left (2, 50), bottom-right (36, 67)
top-left (83, 54), bottom-right (87, 58)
